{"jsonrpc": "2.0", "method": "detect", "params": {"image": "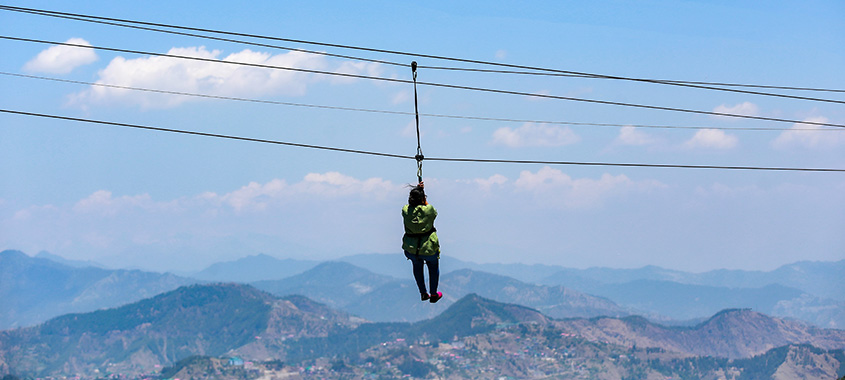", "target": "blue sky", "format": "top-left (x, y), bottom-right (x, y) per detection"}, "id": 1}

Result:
top-left (1, 1), bottom-right (843, 272)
